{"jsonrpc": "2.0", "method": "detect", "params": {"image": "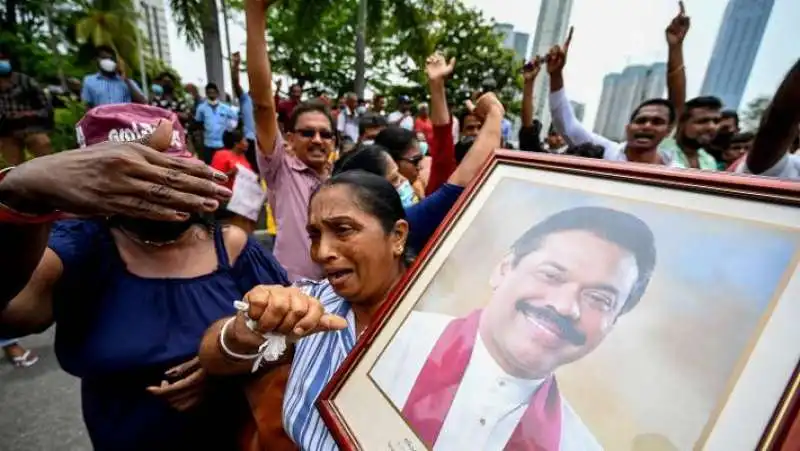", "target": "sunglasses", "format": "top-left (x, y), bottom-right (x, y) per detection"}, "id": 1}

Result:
top-left (297, 128), bottom-right (335, 140)
top-left (401, 155), bottom-right (424, 166)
